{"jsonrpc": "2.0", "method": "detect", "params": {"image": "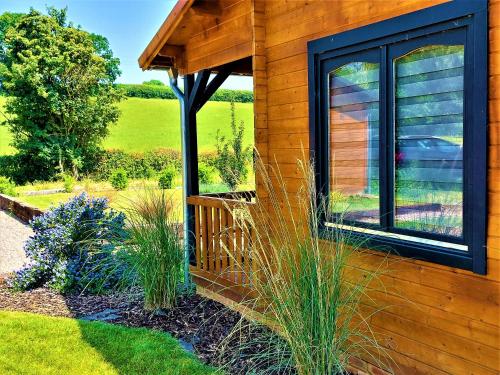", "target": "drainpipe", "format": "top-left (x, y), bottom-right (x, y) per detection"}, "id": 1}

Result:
top-left (167, 67), bottom-right (191, 291)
